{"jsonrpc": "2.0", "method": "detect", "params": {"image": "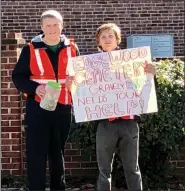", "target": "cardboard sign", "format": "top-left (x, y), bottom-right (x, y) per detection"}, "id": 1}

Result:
top-left (67, 46), bottom-right (158, 122)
